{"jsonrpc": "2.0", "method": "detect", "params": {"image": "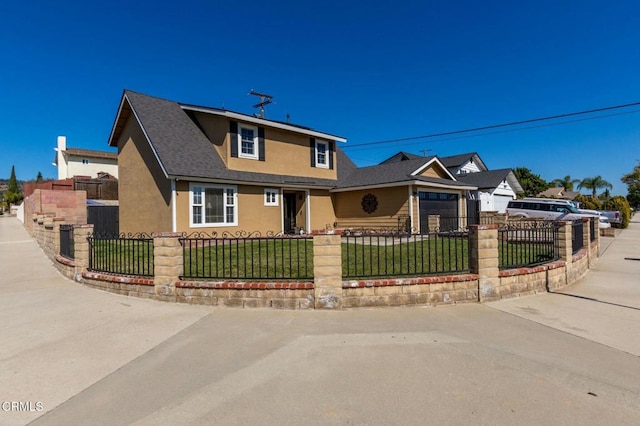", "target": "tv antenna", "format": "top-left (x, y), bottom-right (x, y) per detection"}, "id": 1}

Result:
top-left (420, 149), bottom-right (432, 157)
top-left (248, 90), bottom-right (273, 118)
